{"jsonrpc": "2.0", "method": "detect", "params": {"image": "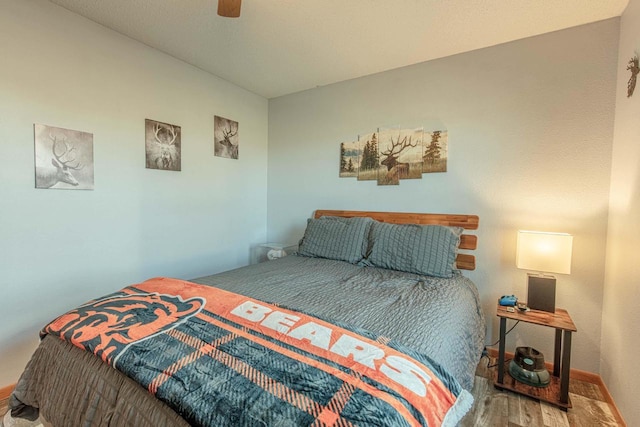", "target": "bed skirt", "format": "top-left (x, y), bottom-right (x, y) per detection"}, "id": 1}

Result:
top-left (10, 335), bottom-right (189, 427)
